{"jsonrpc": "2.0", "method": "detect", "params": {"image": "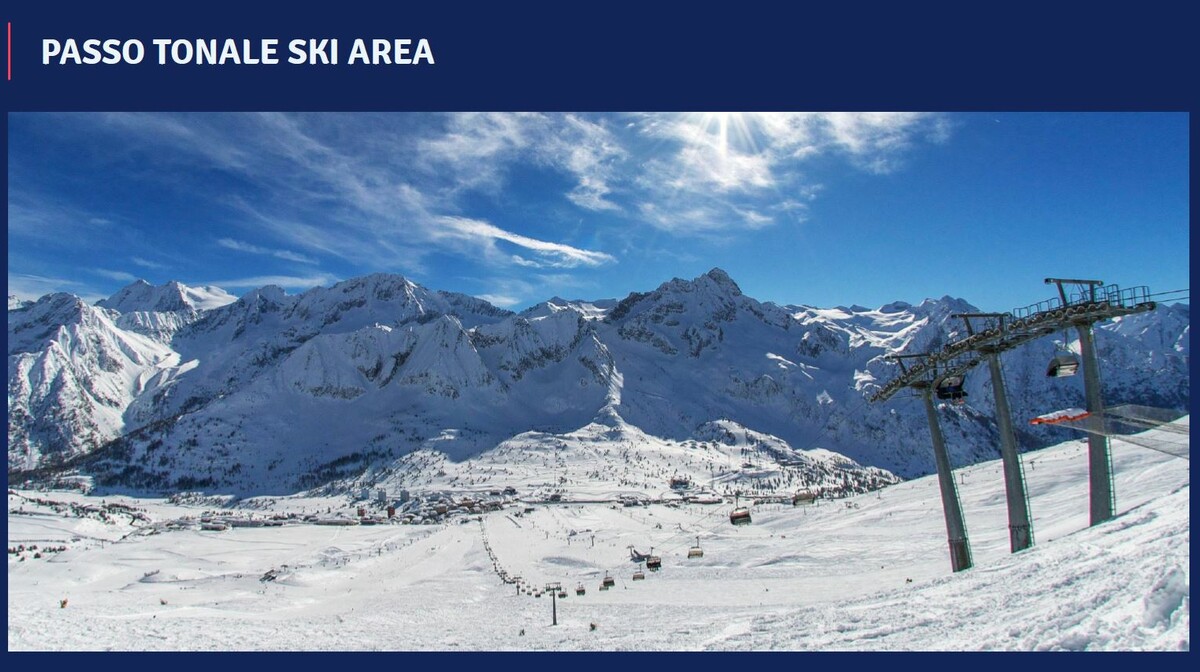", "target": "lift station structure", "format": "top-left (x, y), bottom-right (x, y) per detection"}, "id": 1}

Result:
top-left (870, 279), bottom-right (1157, 572)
